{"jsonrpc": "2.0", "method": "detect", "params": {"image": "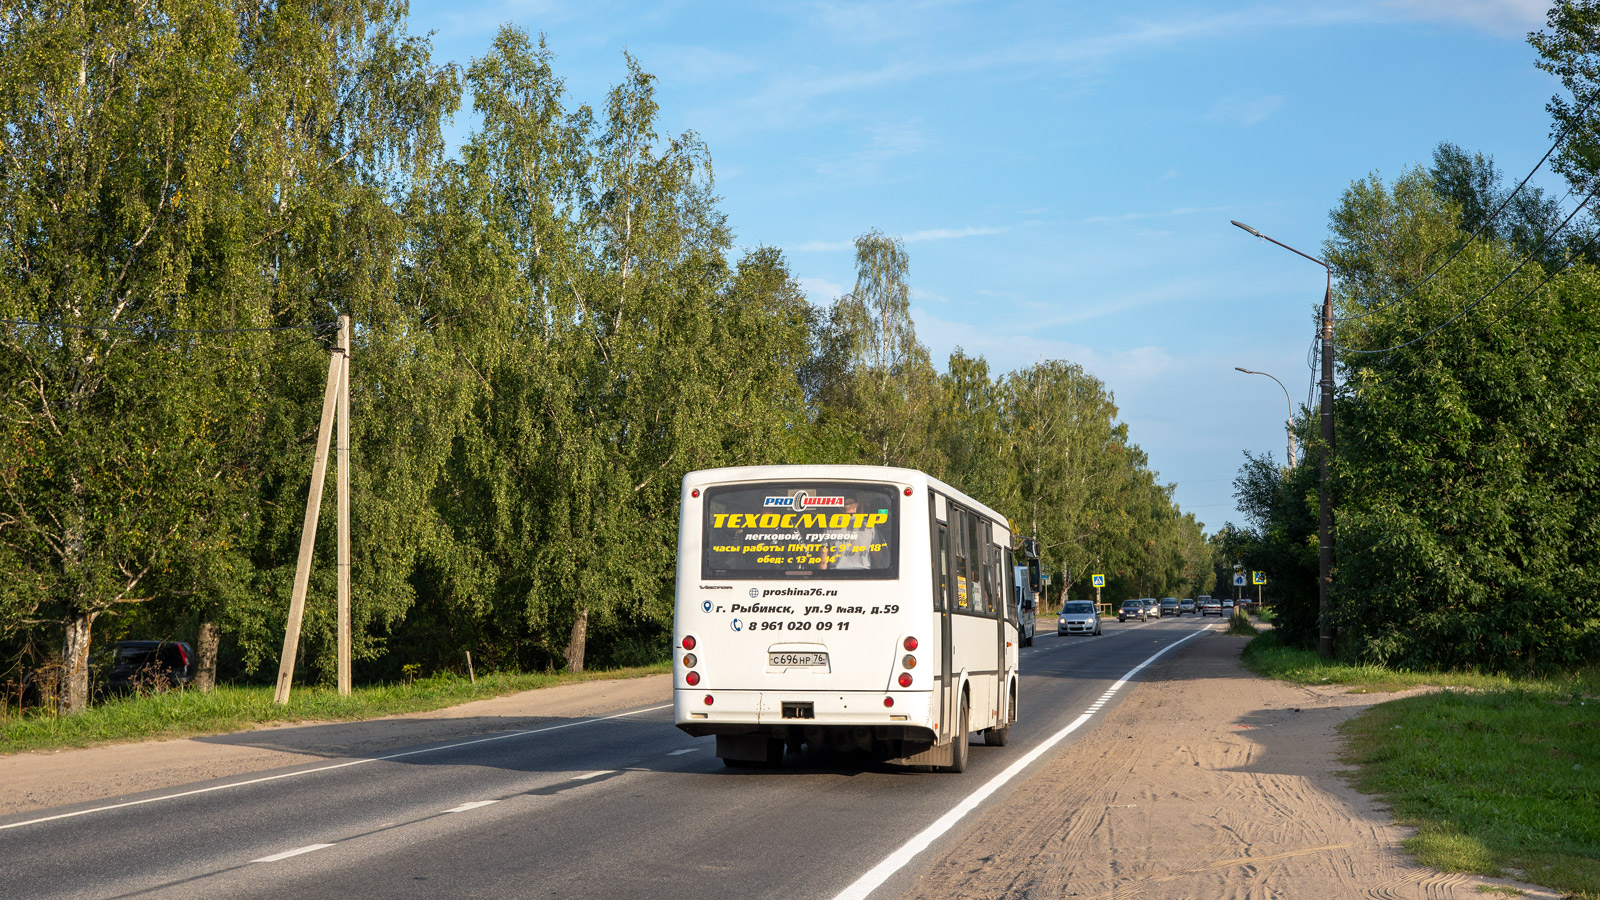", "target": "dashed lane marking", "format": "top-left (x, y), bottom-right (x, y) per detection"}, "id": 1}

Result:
top-left (1, 704), bottom-right (671, 832)
top-left (444, 801), bottom-right (499, 813)
top-left (253, 844), bottom-right (334, 863)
